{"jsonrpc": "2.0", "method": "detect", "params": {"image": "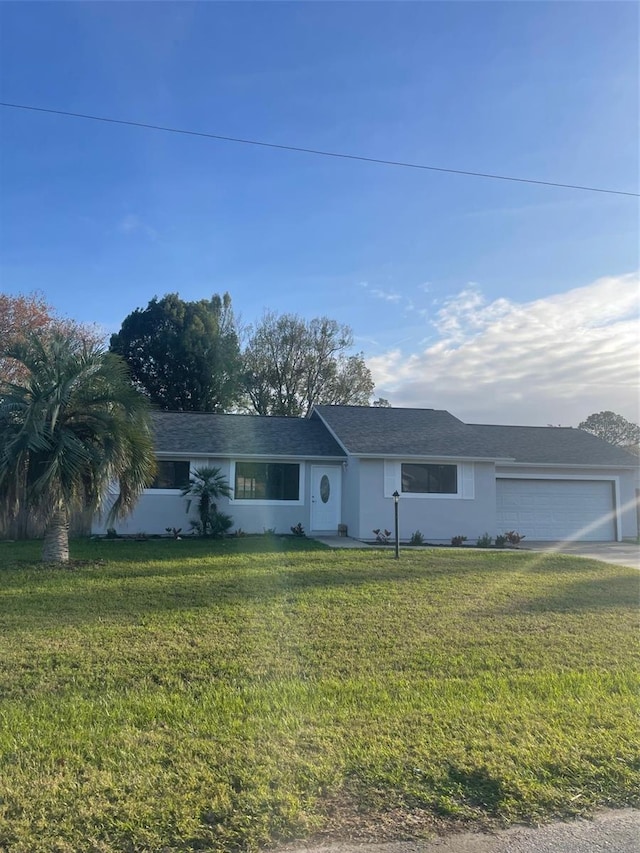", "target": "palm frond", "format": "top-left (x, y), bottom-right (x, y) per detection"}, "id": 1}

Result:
top-left (0, 331), bottom-right (156, 530)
